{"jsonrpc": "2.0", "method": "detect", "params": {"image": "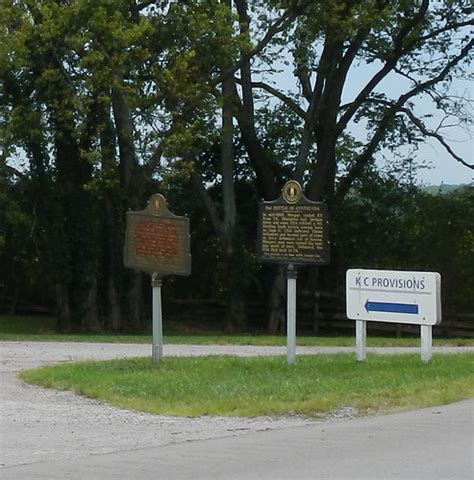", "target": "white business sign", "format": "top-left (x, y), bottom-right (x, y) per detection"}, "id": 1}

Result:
top-left (346, 269), bottom-right (441, 326)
